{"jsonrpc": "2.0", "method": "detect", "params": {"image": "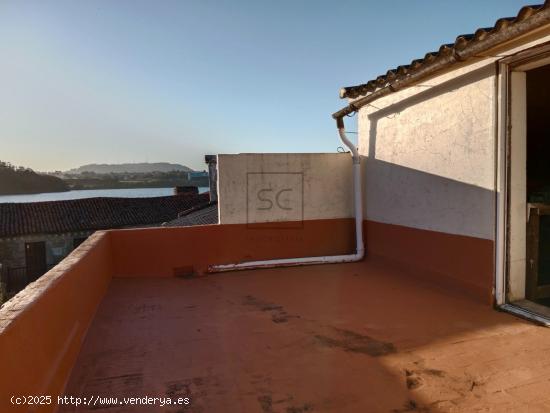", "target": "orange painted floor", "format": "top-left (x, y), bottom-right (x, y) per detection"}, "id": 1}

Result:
top-left (61, 259), bottom-right (550, 413)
